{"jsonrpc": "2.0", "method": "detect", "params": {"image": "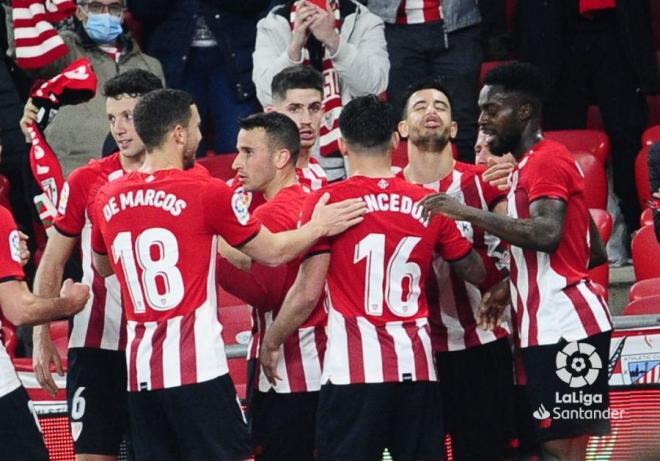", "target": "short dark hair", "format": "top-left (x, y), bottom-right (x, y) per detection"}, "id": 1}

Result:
top-left (103, 69), bottom-right (163, 98)
top-left (238, 112), bottom-right (301, 165)
top-left (133, 89), bottom-right (195, 152)
top-left (483, 62), bottom-right (545, 105)
top-left (400, 77), bottom-right (454, 118)
top-left (339, 95), bottom-right (397, 153)
top-left (271, 65), bottom-right (323, 103)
